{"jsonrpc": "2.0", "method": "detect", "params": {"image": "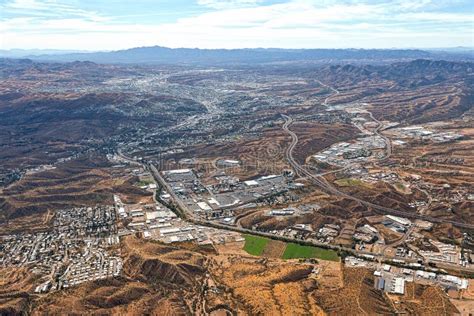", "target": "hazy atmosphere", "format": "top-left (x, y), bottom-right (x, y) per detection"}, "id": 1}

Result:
top-left (1, 0), bottom-right (473, 50)
top-left (1, 1), bottom-right (474, 315)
